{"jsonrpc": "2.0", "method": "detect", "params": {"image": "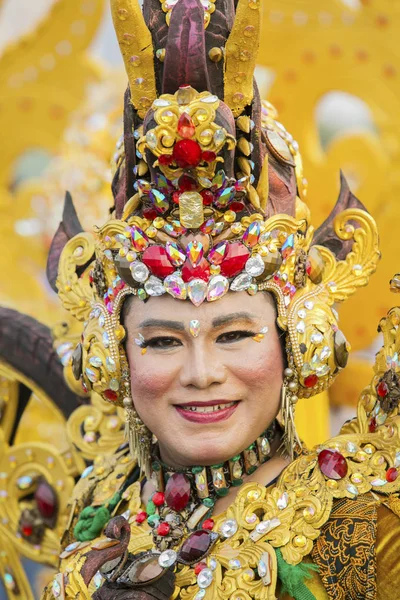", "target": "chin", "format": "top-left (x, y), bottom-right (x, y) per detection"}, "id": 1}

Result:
top-left (175, 432), bottom-right (242, 467)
